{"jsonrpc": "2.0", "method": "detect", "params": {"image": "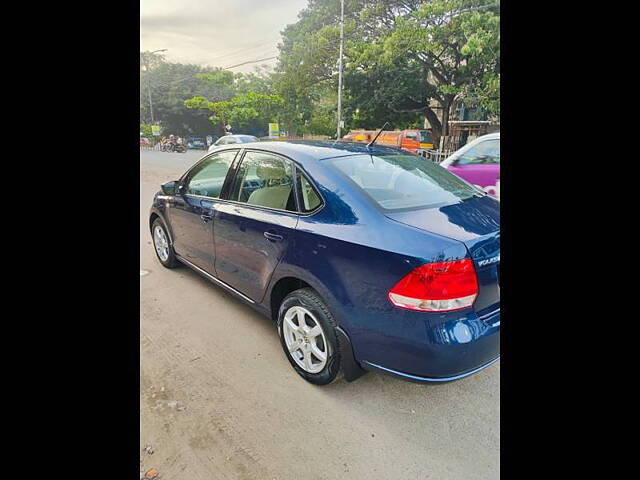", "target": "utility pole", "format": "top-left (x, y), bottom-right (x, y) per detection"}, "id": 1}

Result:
top-left (336, 0), bottom-right (344, 140)
top-left (144, 49), bottom-right (167, 124)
